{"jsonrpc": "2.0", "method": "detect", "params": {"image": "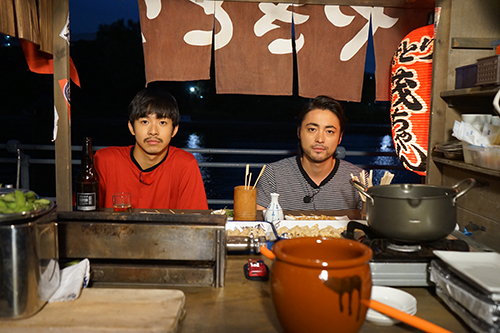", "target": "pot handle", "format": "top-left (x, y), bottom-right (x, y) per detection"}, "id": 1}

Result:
top-left (349, 179), bottom-right (374, 205)
top-left (452, 178), bottom-right (476, 204)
